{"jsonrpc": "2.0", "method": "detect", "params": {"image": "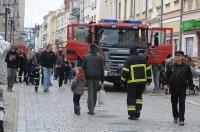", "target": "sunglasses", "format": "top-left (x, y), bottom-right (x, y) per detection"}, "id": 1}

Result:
top-left (175, 54), bottom-right (182, 57)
